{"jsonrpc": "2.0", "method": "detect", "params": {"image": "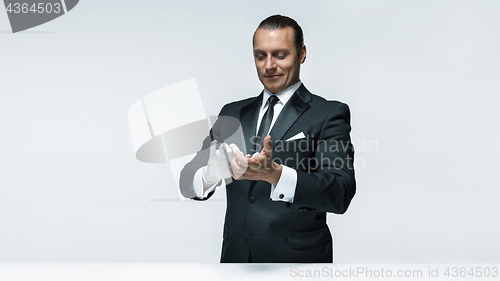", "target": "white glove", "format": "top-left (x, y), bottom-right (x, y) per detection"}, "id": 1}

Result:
top-left (228, 143), bottom-right (243, 159)
top-left (203, 140), bottom-right (241, 184)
